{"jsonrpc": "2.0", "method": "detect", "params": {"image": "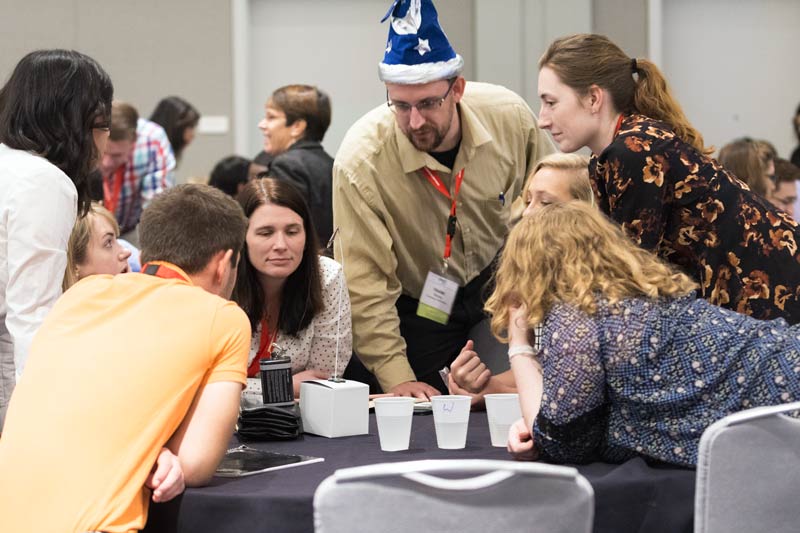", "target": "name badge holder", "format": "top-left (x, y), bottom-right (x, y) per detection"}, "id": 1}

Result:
top-left (416, 167), bottom-right (464, 325)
